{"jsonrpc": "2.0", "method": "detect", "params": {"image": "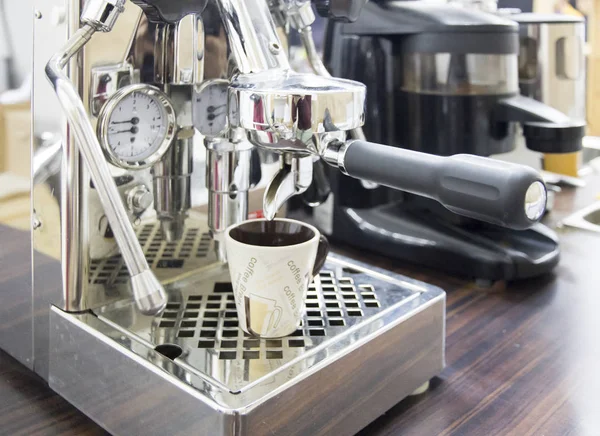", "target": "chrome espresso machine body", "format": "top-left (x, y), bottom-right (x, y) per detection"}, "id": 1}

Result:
top-left (1, 0), bottom-right (548, 434)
